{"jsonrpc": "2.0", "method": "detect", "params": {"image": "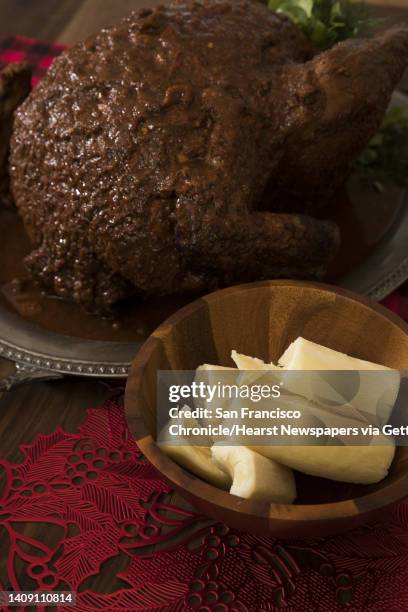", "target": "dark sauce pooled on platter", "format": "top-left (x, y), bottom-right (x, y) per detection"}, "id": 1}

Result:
top-left (323, 176), bottom-right (405, 279)
top-left (0, 207), bottom-right (196, 342)
top-left (0, 175), bottom-right (404, 343)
